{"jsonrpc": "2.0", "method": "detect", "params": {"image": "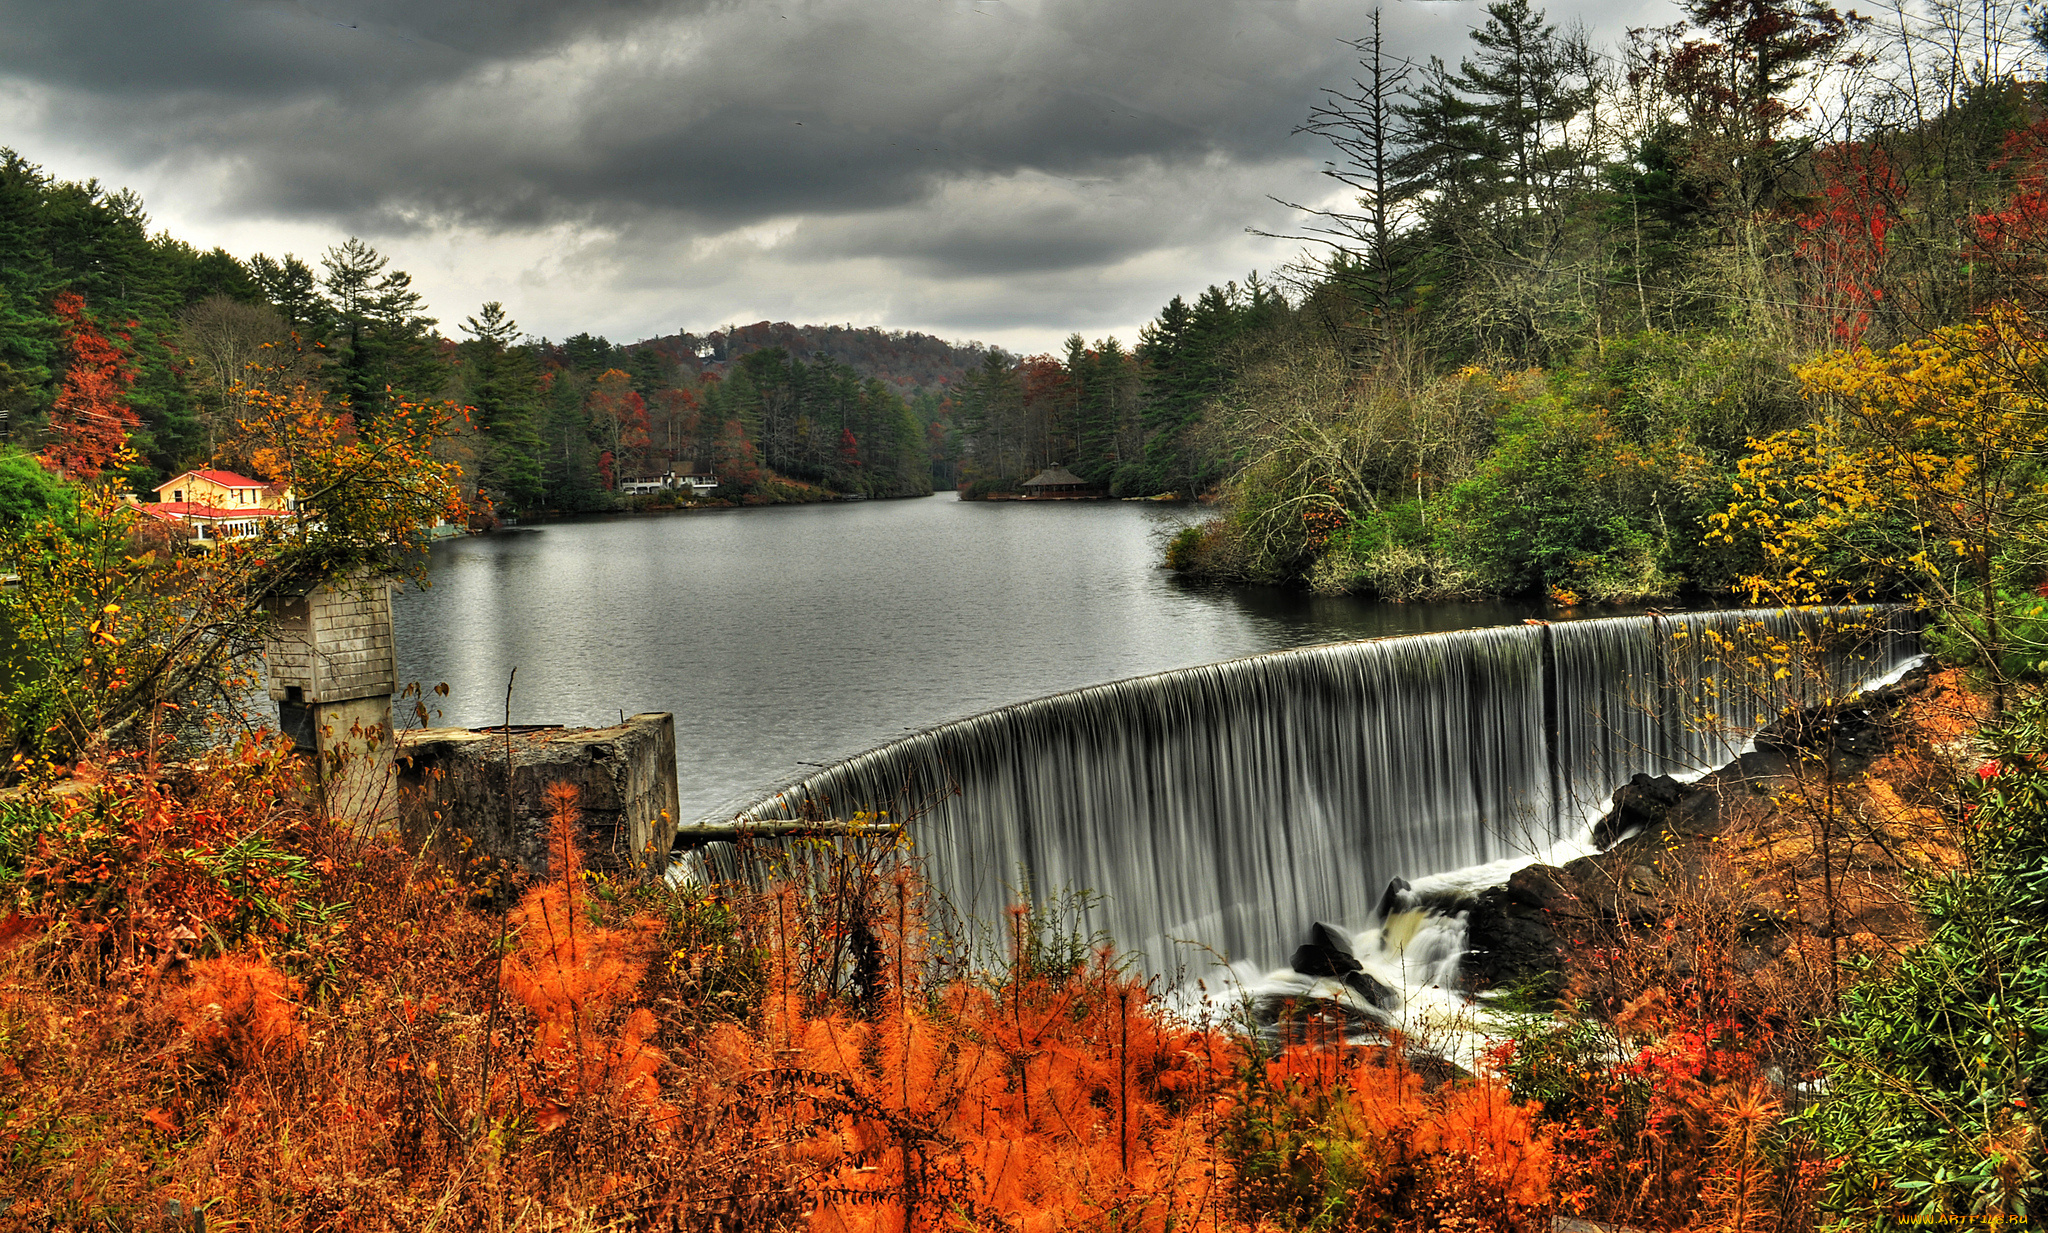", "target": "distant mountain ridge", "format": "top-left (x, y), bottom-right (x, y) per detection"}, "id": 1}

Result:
top-left (628, 321), bottom-right (989, 396)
